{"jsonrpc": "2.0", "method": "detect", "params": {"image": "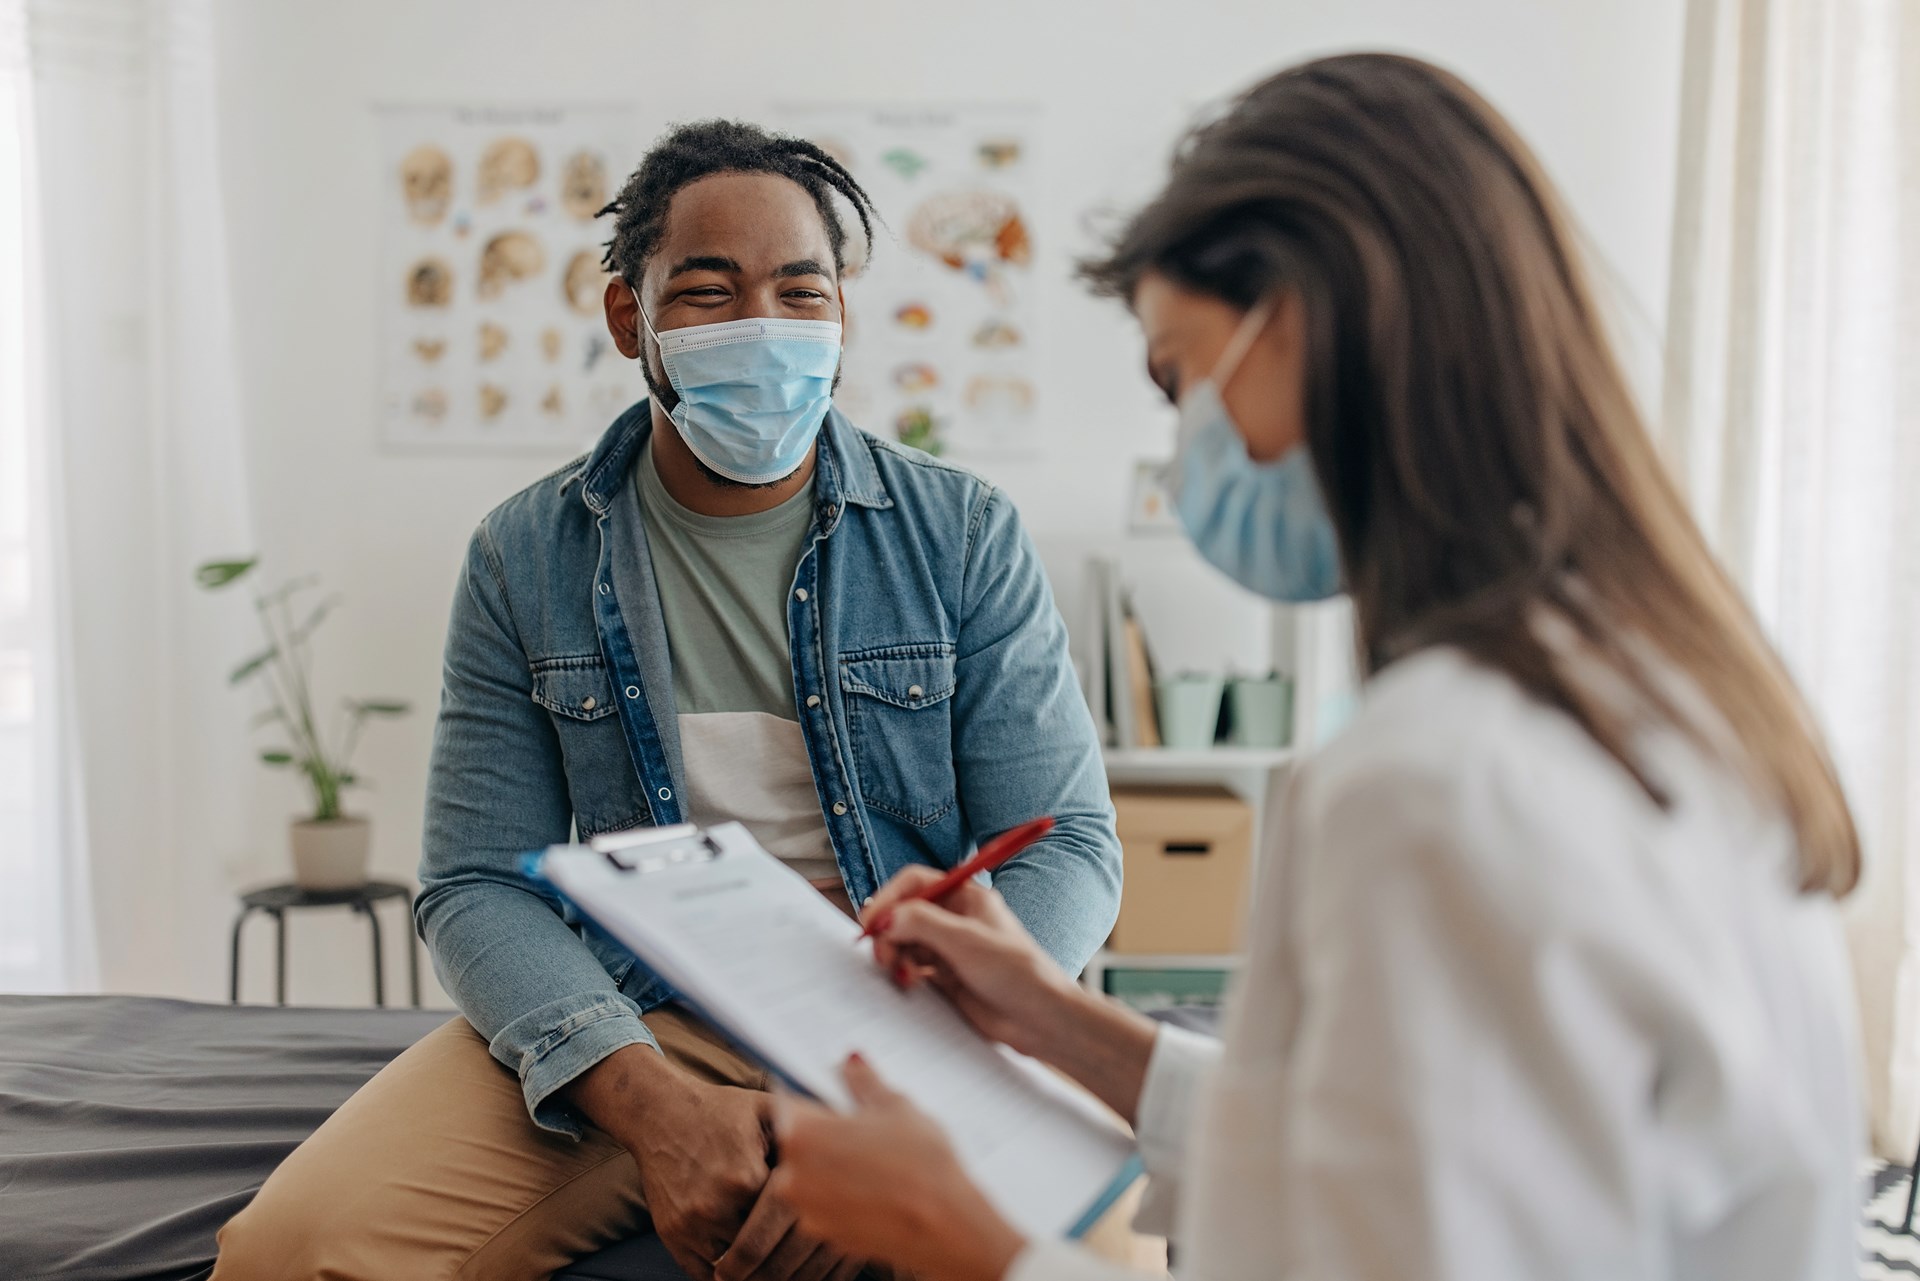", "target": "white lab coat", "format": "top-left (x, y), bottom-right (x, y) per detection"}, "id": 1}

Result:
top-left (1012, 647), bottom-right (1863, 1280)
